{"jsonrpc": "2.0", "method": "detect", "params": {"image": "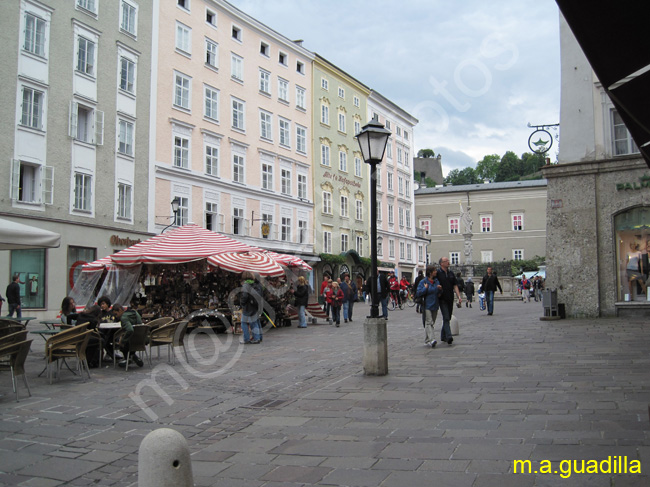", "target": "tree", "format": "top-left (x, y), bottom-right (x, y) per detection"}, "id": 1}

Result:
top-left (445, 167), bottom-right (481, 186)
top-left (475, 154), bottom-right (500, 182)
top-left (495, 151), bottom-right (522, 182)
top-left (417, 149), bottom-right (436, 158)
top-left (521, 152), bottom-right (546, 176)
